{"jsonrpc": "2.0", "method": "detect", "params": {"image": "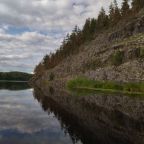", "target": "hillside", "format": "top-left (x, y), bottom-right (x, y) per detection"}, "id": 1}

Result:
top-left (32, 2), bottom-right (144, 85)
